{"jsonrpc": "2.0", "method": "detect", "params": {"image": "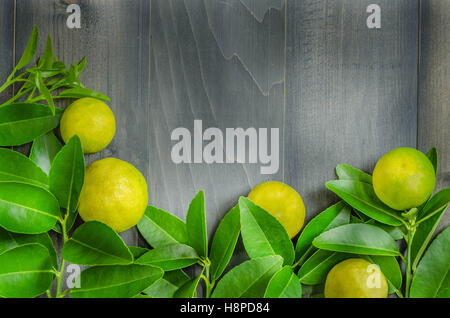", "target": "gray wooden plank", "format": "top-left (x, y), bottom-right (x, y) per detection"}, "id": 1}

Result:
top-left (418, 0), bottom-right (450, 230)
top-left (0, 0), bottom-right (14, 104)
top-left (286, 0), bottom-right (419, 222)
top-left (15, 0), bottom-right (150, 293)
top-left (149, 0), bottom-right (285, 237)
